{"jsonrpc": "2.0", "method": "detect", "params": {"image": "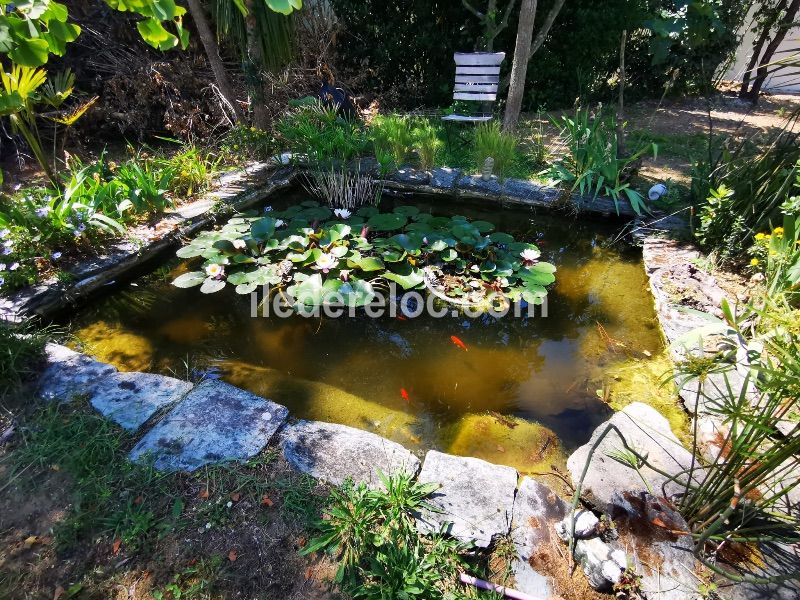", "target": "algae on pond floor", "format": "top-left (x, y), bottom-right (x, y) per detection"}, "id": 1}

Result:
top-left (73, 321), bottom-right (155, 372)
